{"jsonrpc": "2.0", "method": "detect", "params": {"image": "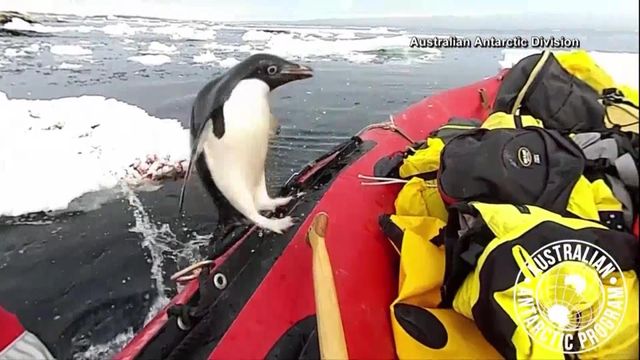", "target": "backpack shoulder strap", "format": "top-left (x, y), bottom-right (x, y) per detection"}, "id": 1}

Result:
top-left (439, 203), bottom-right (494, 308)
top-left (615, 153), bottom-right (639, 188)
